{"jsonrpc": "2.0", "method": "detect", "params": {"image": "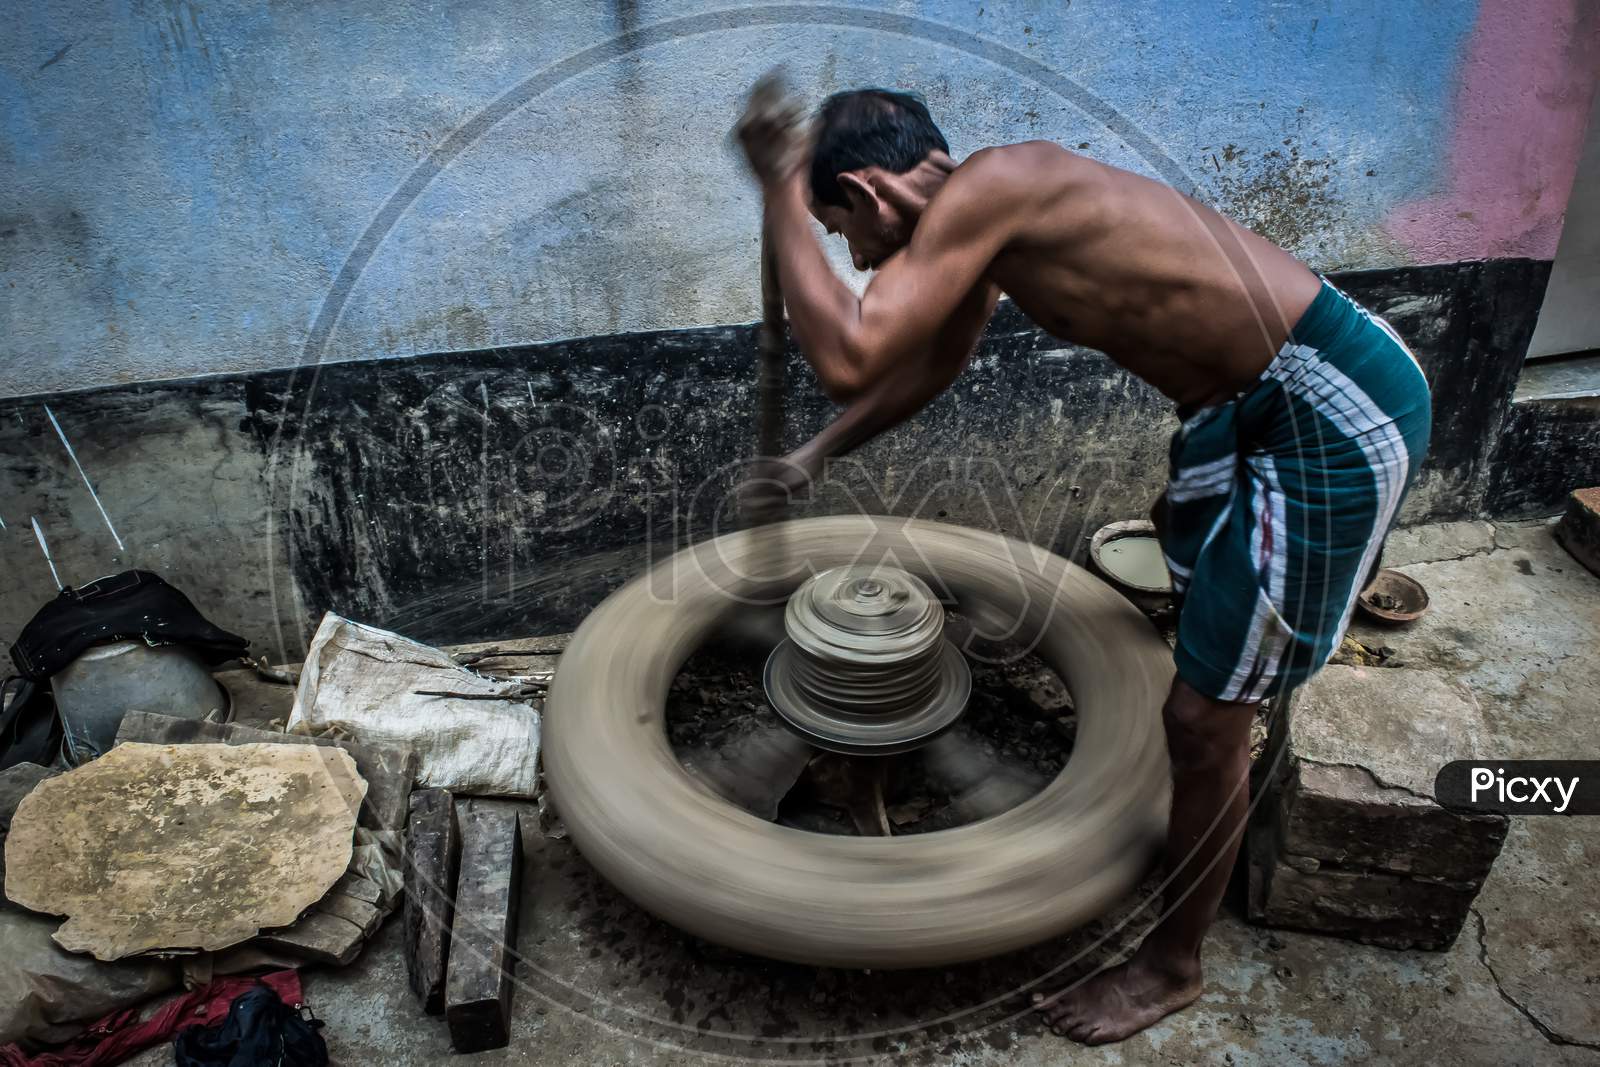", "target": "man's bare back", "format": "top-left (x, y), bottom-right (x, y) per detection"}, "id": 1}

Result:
top-left (975, 141), bottom-right (1324, 407)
